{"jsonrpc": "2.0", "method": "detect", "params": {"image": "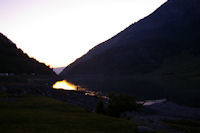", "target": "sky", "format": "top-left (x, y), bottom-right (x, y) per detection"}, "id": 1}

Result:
top-left (0, 0), bottom-right (167, 68)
